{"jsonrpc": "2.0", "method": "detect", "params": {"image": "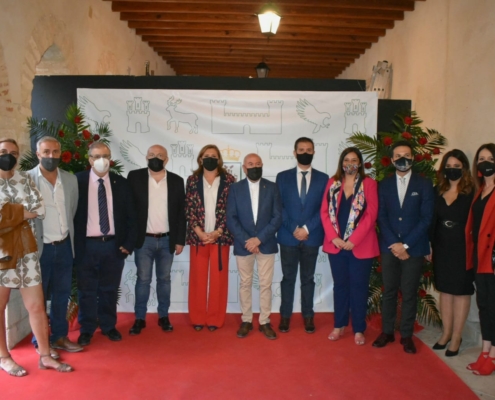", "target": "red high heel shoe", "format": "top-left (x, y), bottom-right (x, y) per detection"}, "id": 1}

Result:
top-left (473, 357), bottom-right (495, 376)
top-left (467, 352), bottom-right (489, 371)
